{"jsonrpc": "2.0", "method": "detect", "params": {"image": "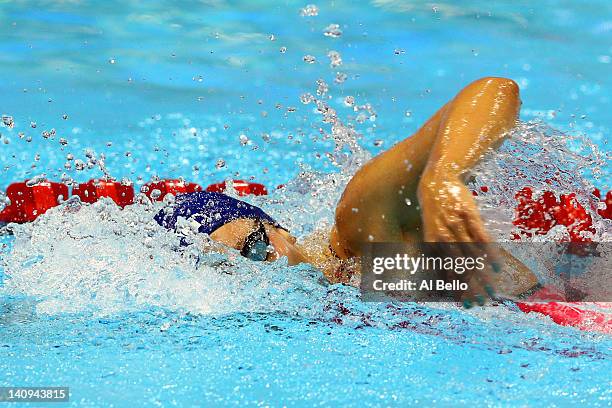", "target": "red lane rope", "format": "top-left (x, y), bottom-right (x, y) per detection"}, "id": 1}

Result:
top-left (0, 178), bottom-right (268, 224)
